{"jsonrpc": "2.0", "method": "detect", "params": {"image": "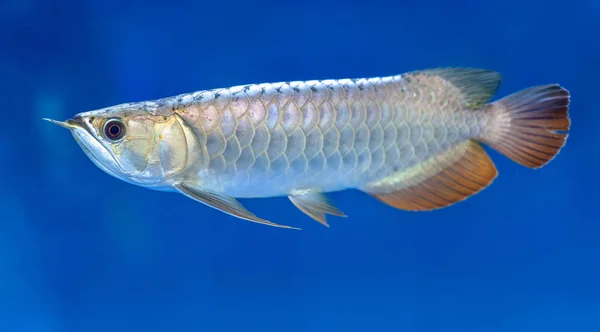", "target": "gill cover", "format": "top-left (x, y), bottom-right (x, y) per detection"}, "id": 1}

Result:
top-left (107, 116), bottom-right (156, 176)
top-left (154, 114), bottom-right (188, 179)
top-left (92, 113), bottom-right (189, 184)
